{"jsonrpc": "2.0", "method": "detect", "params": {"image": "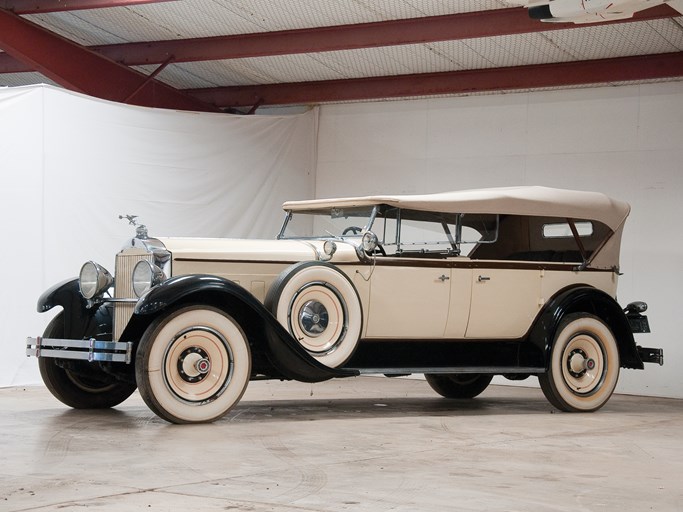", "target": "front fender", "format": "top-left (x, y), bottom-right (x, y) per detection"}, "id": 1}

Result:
top-left (527, 285), bottom-right (643, 370)
top-left (131, 274), bottom-right (358, 382)
top-left (37, 278), bottom-right (107, 339)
